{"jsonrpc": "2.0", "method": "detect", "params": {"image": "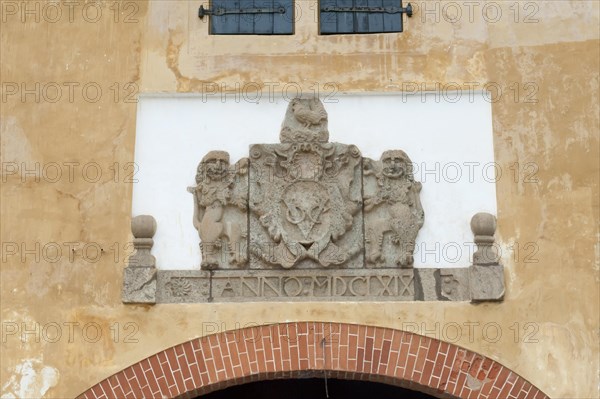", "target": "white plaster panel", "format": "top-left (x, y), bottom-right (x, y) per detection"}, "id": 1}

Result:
top-left (132, 93), bottom-right (496, 269)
